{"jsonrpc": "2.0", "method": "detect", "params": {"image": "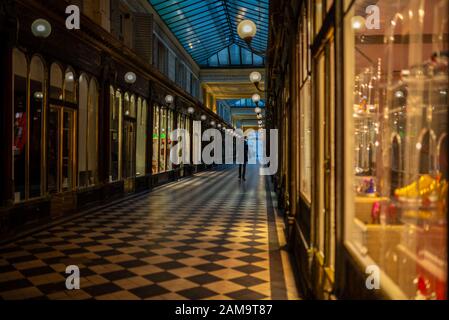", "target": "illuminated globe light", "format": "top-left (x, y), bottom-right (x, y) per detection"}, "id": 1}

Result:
top-left (249, 71), bottom-right (262, 84)
top-left (31, 19), bottom-right (52, 38)
top-left (217, 123), bottom-right (222, 128)
top-left (258, 120), bottom-right (263, 125)
top-left (210, 121), bottom-right (216, 126)
top-left (34, 92), bottom-right (44, 100)
top-left (124, 72), bottom-right (137, 84)
top-left (252, 93), bottom-right (261, 104)
top-left (237, 19), bottom-right (257, 40)
top-left (351, 16), bottom-right (366, 30)
top-left (66, 72), bottom-right (74, 81)
top-left (187, 107), bottom-right (195, 114)
top-left (165, 94), bottom-right (174, 105)
top-left (255, 107), bottom-right (262, 114)
top-left (201, 115), bottom-right (207, 121)
top-left (257, 114), bottom-right (262, 119)
top-left (395, 90), bottom-right (404, 98)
